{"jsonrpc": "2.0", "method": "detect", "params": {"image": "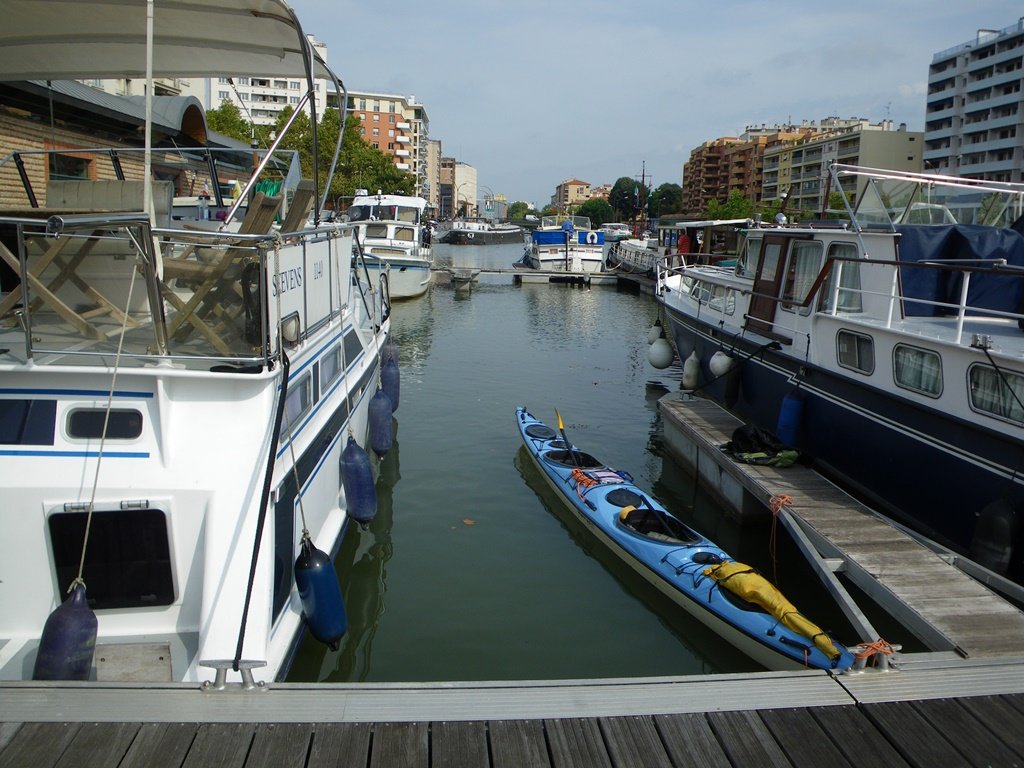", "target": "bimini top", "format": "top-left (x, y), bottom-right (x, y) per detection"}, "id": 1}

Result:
top-left (0, 0), bottom-right (333, 81)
